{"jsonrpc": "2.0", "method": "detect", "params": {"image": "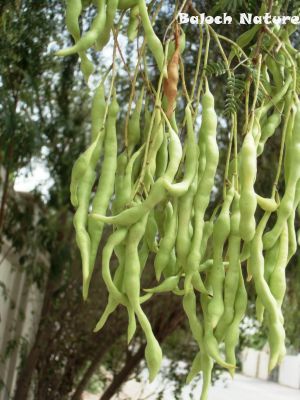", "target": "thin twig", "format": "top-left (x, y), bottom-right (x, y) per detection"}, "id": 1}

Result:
top-left (163, 0), bottom-right (188, 43)
top-left (193, 24), bottom-right (210, 124)
top-left (132, 42), bottom-right (170, 199)
top-left (190, 25), bottom-right (203, 101)
top-left (264, 26), bottom-right (297, 93)
top-left (124, 1), bottom-right (163, 153)
top-left (272, 103), bottom-right (293, 197)
top-left (115, 36), bottom-right (132, 82)
top-left (179, 56), bottom-right (192, 105)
